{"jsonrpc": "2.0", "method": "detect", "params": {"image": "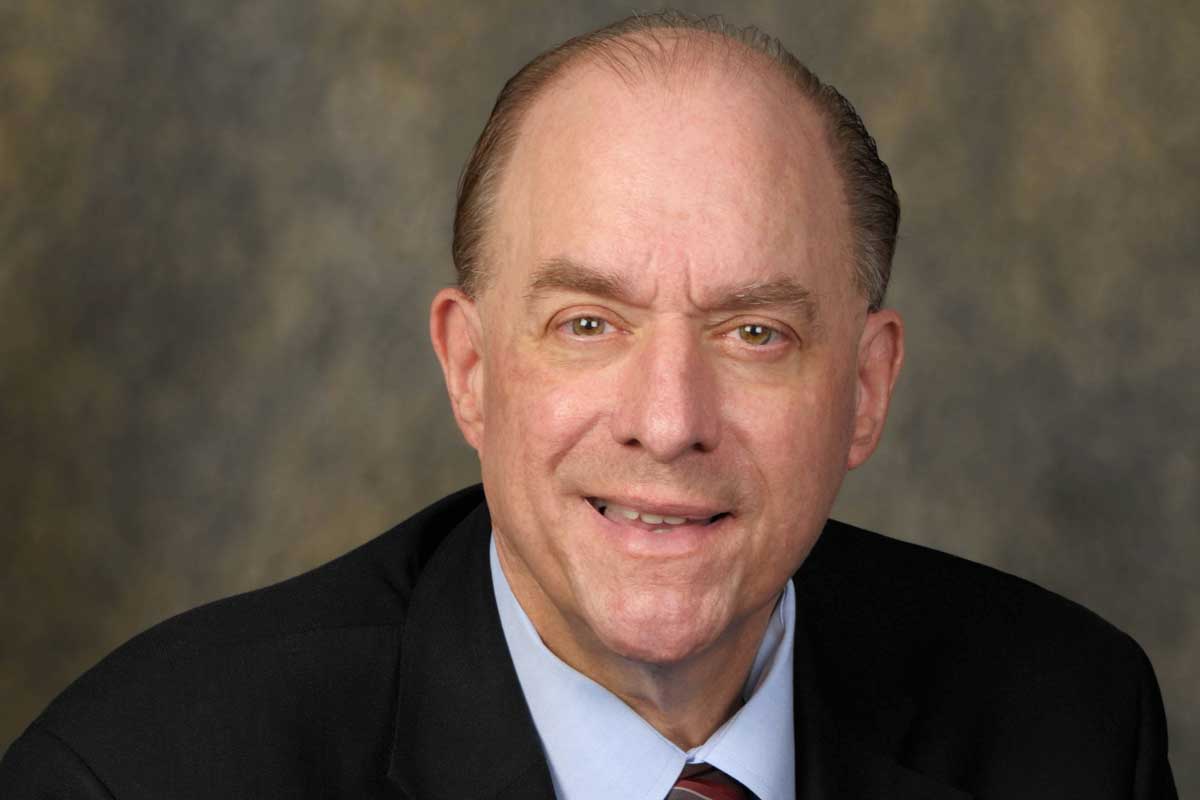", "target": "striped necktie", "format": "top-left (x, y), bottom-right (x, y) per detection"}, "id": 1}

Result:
top-left (667, 763), bottom-right (751, 799)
